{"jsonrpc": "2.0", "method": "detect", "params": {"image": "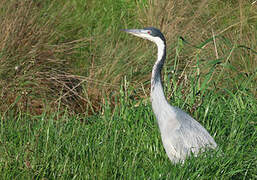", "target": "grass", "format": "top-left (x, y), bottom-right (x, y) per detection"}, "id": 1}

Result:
top-left (0, 85), bottom-right (256, 179)
top-left (1, 0), bottom-right (256, 114)
top-left (0, 0), bottom-right (257, 179)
